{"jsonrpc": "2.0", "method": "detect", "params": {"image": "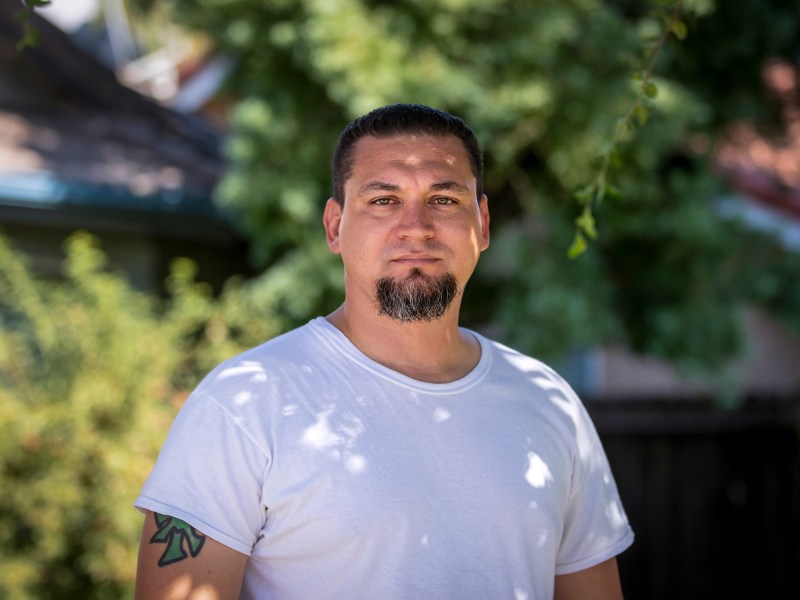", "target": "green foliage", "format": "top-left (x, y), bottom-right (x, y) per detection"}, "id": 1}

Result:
top-left (122, 0), bottom-right (800, 374)
top-left (165, 0), bottom-right (656, 347)
top-left (568, 0), bottom-right (684, 257)
top-left (665, 0), bottom-right (800, 128)
top-left (0, 233), bottom-right (279, 598)
top-left (14, 0), bottom-right (52, 50)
